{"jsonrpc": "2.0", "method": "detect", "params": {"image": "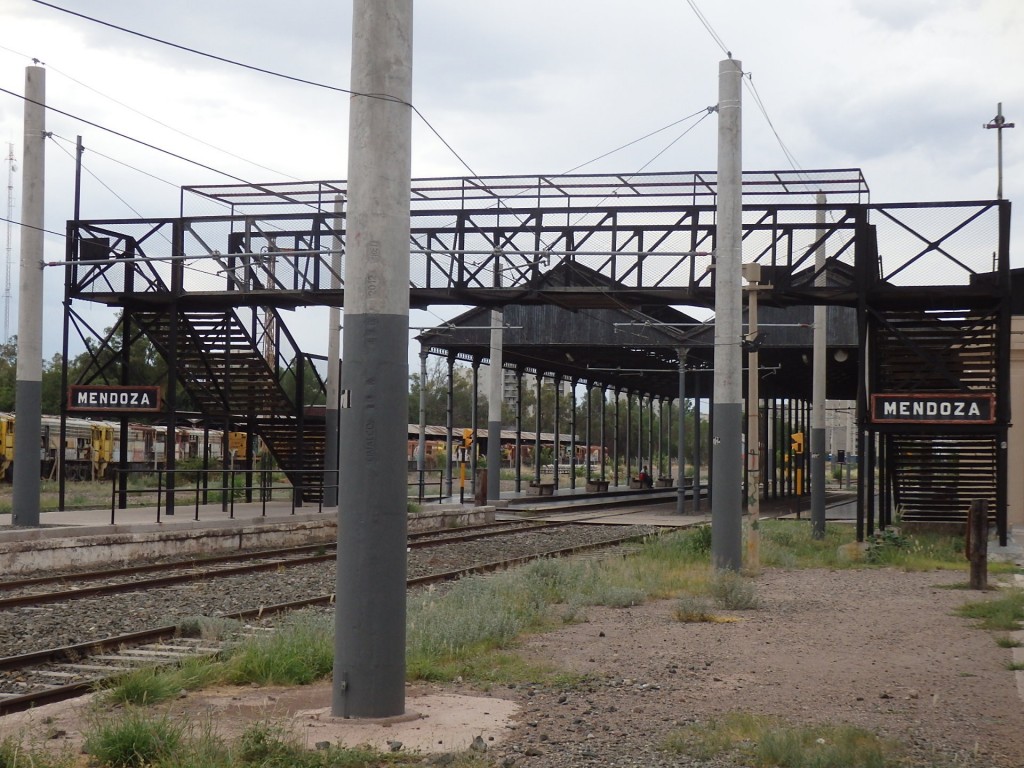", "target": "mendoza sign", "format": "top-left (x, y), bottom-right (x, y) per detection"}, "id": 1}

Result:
top-left (68, 385), bottom-right (162, 413)
top-left (870, 393), bottom-right (995, 424)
